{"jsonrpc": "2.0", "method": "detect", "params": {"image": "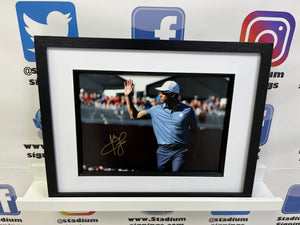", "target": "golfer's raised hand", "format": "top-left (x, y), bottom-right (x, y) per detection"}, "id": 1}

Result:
top-left (124, 79), bottom-right (134, 97)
